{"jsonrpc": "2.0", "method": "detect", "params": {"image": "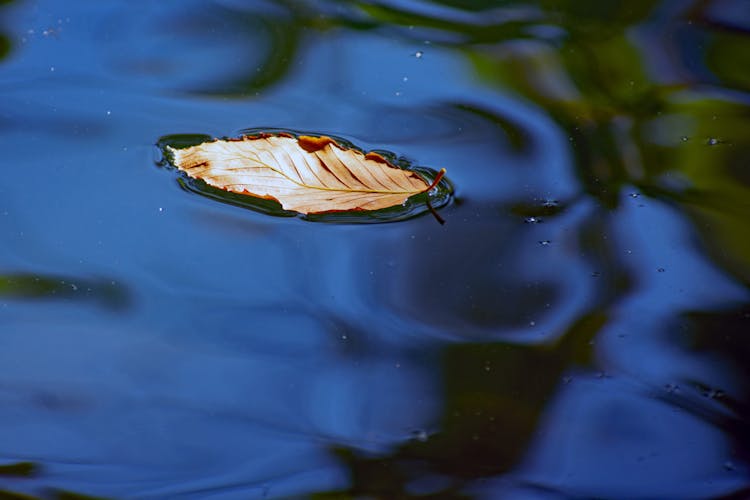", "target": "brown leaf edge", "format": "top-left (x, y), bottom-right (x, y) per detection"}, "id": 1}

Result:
top-left (159, 131), bottom-right (452, 223)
